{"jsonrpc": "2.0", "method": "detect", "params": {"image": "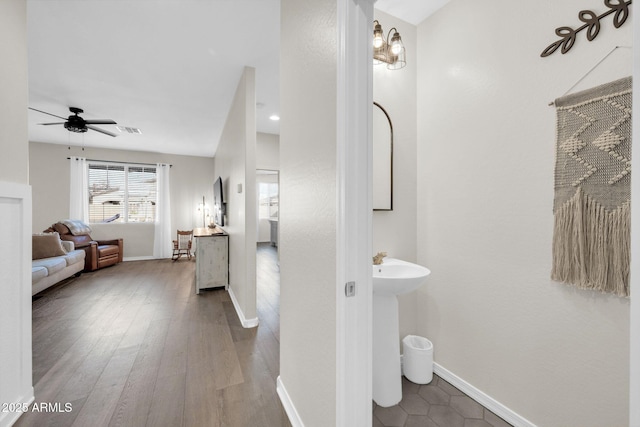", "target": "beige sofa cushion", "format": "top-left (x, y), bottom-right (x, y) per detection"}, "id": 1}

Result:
top-left (63, 250), bottom-right (85, 266)
top-left (32, 266), bottom-right (48, 282)
top-left (32, 257), bottom-right (66, 275)
top-left (32, 232), bottom-right (67, 260)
